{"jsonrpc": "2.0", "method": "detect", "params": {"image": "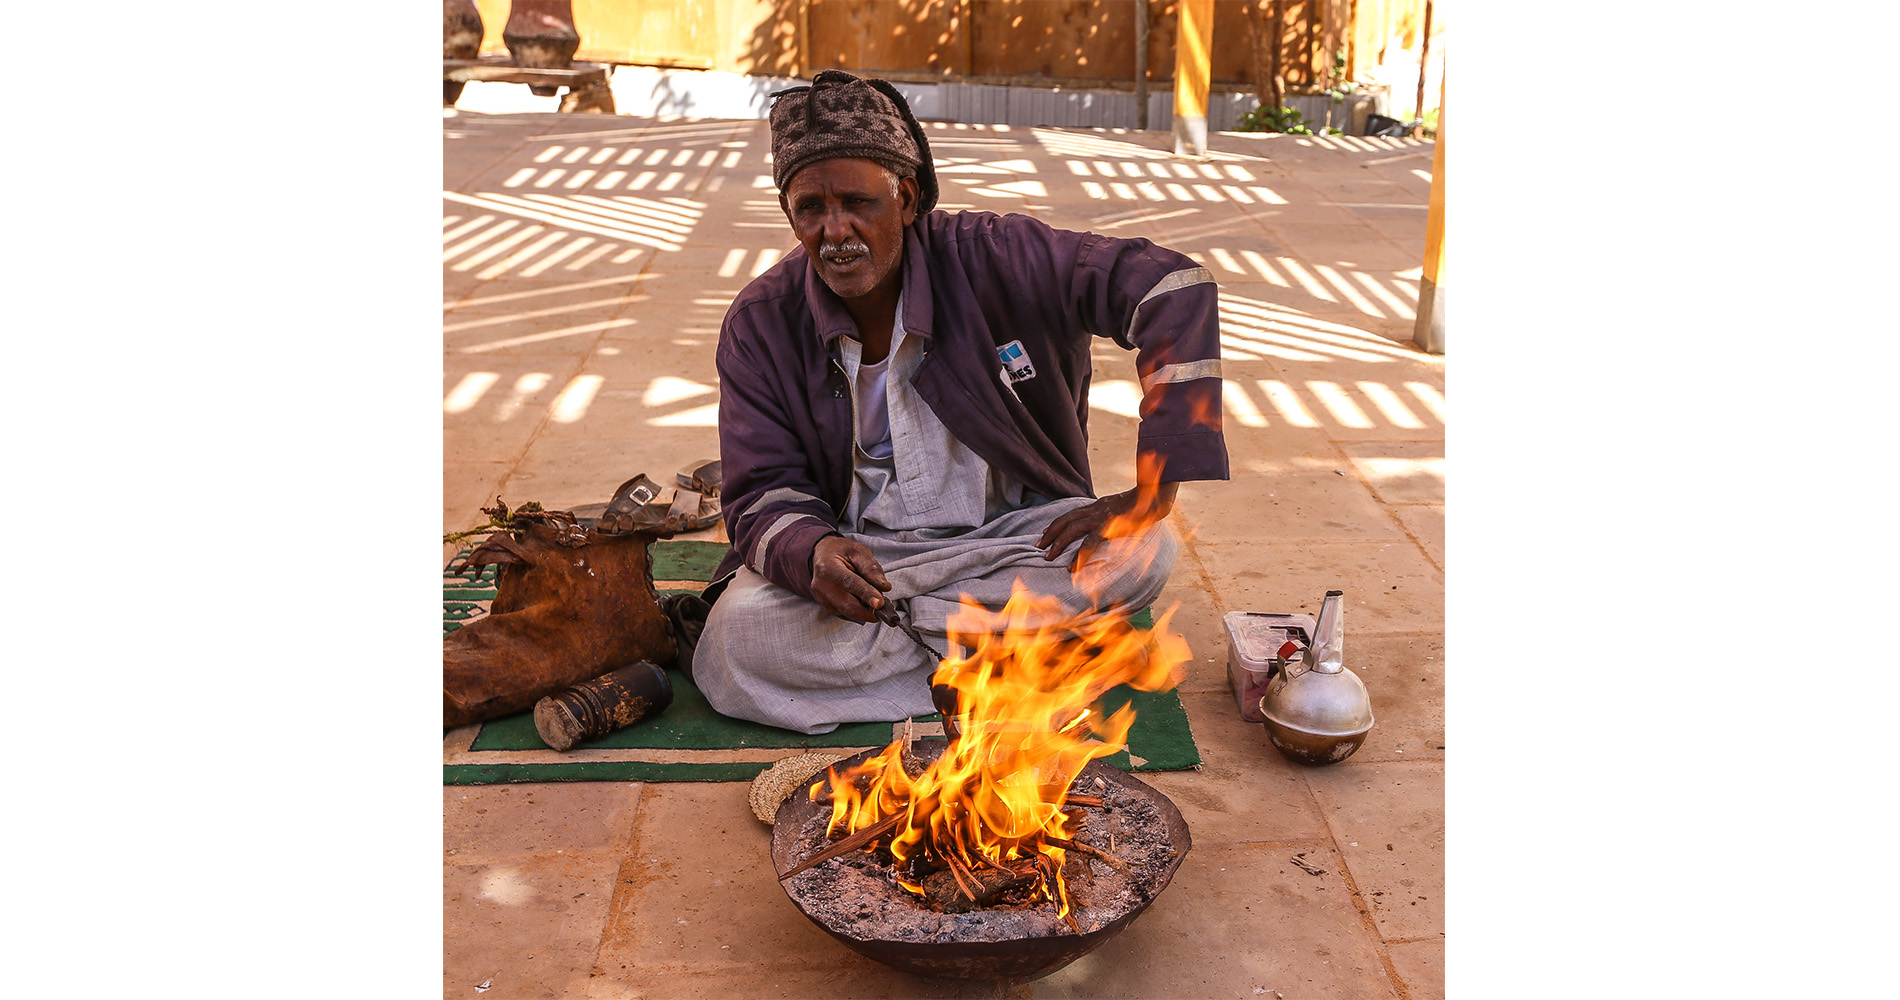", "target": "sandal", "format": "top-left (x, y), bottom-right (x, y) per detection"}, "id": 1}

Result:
top-left (584, 472), bottom-right (725, 538)
top-left (662, 486), bottom-right (722, 534)
top-left (676, 458), bottom-right (722, 496)
top-left (593, 473), bottom-right (667, 536)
